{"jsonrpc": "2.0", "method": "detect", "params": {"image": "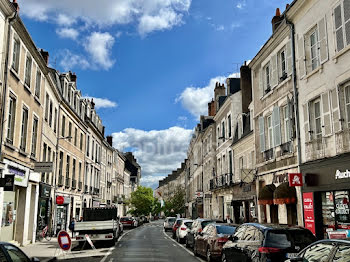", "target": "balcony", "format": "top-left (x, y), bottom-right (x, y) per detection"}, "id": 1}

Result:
top-left (280, 141), bottom-right (293, 155)
top-left (65, 177), bottom-right (70, 188)
top-left (209, 173), bottom-right (233, 190)
top-left (264, 148), bottom-right (274, 161)
top-left (93, 187), bottom-right (99, 195)
top-left (78, 181), bottom-right (82, 191)
top-left (72, 179), bottom-right (77, 189)
top-left (58, 175), bottom-right (63, 187)
top-left (107, 181), bottom-right (112, 188)
top-left (84, 185), bottom-right (88, 193)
